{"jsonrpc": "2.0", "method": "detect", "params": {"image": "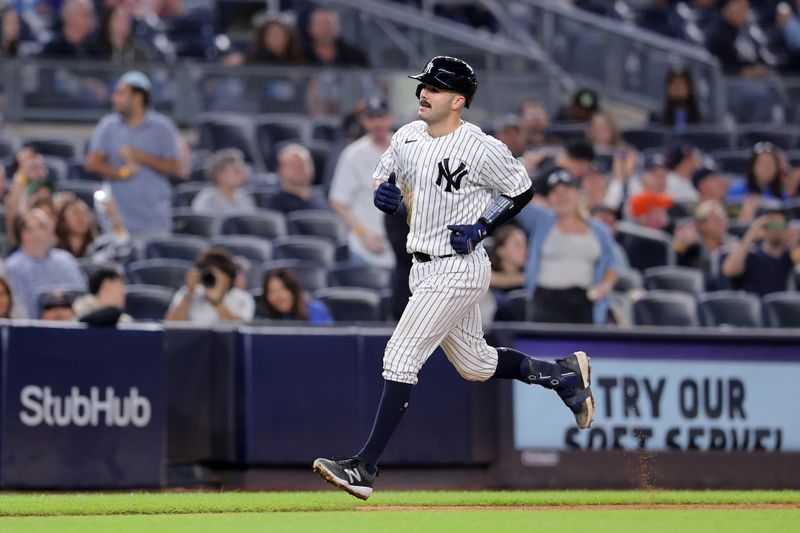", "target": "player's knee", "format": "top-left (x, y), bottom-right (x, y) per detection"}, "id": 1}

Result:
top-left (453, 365), bottom-right (494, 382)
